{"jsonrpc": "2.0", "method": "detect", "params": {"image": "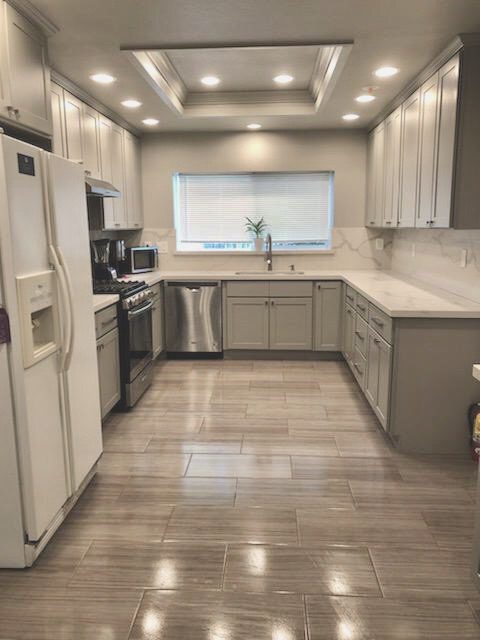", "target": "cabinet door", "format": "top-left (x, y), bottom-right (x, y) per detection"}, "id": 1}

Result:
top-left (417, 73), bottom-right (439, 228)
top-left (314, 281), bottom-right (342, 350)
top-left (124, 130), bottom-right (144, 229)
top-left (151, 293), bottom-right (164, 358)
top-left (97, 328), bottom-right (121, 419)
top-left (63, 91), bottom-right (84, 164)
top-left (3, 3), bottom-right (51, 135)
top-left (342, 303), bottom-right (355, 364)
top-left (376, 336), bottom-right (392, 429)
top-left (383, 107), bottom-right (402, 228)
top-left (366, 123), bottom-right (385, 227)
top-left (365, 130), bottom-right (376, 227)
top-left (433, 54), bottom-right (459, 229)
top-left (98, 116), bottom-right (115, 227)
top-left (398, 89), bottom-right (421, 227)
top-left (365, 329), bottom-right (380, 409)
top-left (270, 297), bottom-right (312, 351)
top-left (111, 123), bottom-right (127, 228)
top-left (50, 82), bottom-right (66, 157)
top-left (226, 298), bottom-right (269, 349)
top-left (82, 104), bottom-right (101, 179)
